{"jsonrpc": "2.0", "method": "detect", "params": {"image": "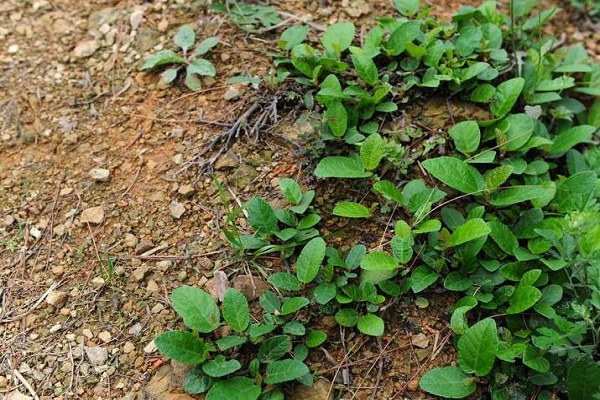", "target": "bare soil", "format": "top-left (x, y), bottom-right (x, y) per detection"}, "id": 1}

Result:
top-left (0, 1), bottom-right (598, 399)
